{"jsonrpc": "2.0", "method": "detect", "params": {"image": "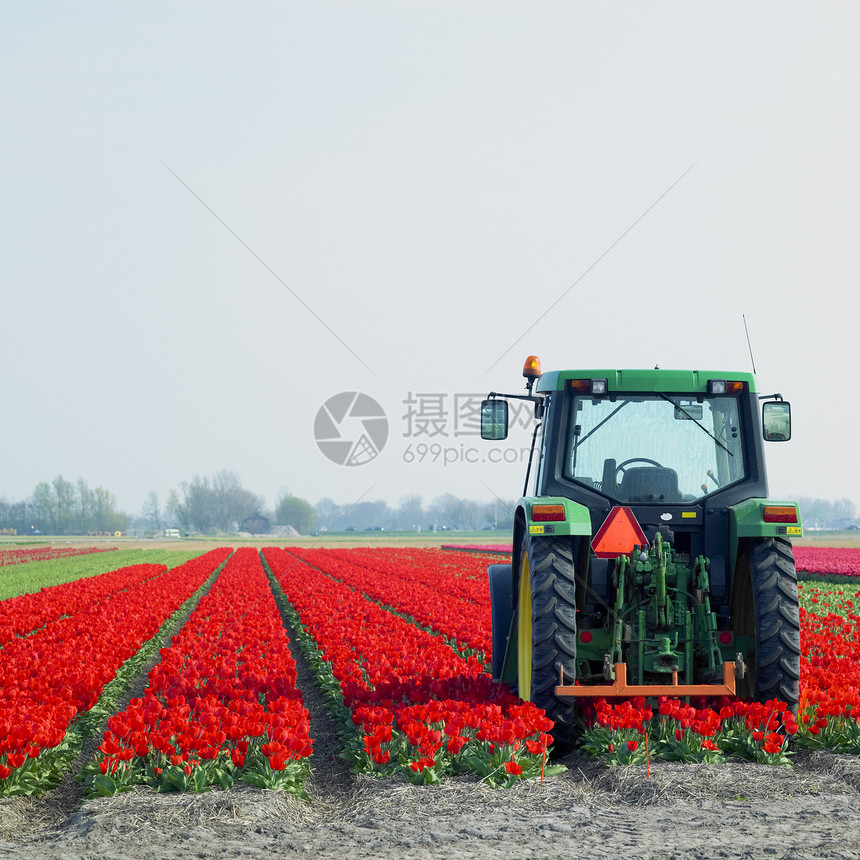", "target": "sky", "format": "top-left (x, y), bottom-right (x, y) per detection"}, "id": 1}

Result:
top-left (2, 2), bottom-right (859, 519)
